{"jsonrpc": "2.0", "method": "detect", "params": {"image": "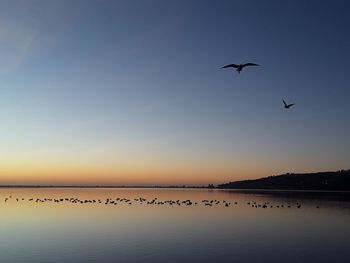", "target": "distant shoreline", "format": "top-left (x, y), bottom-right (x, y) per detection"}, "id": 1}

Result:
top-left (219, 188), bottom-right (350, 193)
top-left (1, 169), bottom-right (349, 191)
top-left (0, 185), bottom-right (208, 189)
top-left (0, 185), bottom-right (349, 193)
top-left (218, 169), bottom-right (350, 191)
